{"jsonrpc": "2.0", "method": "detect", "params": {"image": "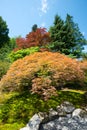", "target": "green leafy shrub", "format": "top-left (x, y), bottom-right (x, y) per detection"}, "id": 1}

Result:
top-left (0, 44), bottom-right (11, 61)
top-left (0, 52), bottom-right (85, 100)
top-left (0, 38), bottom-right (16, 61)
top-left (8, 46), bottom-right (40, 62)
top-left (0, 61), bottom-right (10, 80)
